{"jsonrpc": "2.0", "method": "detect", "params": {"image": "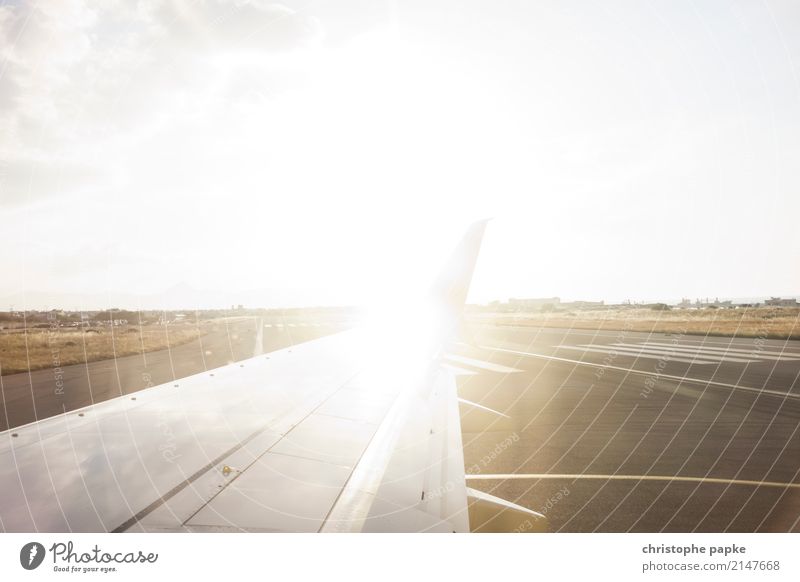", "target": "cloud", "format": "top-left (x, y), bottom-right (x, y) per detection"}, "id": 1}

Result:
top-left (0, 156), bottom-right (100, 207)
top-left (0, 0), bottom-right (321, 207)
